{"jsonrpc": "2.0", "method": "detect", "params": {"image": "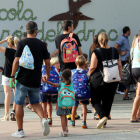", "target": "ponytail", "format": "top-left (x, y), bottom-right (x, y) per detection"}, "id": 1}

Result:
top-left (14, 37), bottom-right (20, 47)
